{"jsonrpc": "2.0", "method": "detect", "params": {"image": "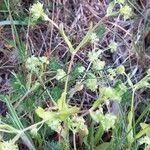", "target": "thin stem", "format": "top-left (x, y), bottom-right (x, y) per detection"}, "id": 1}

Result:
top-left (64, 53), bottom-right (75, 94)
top-left (73, 132), bottom-right (77, 150)
top-left (47, 18), bottom-right (59, 29)
top-left (39, 76), bottom-right (57, 106)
